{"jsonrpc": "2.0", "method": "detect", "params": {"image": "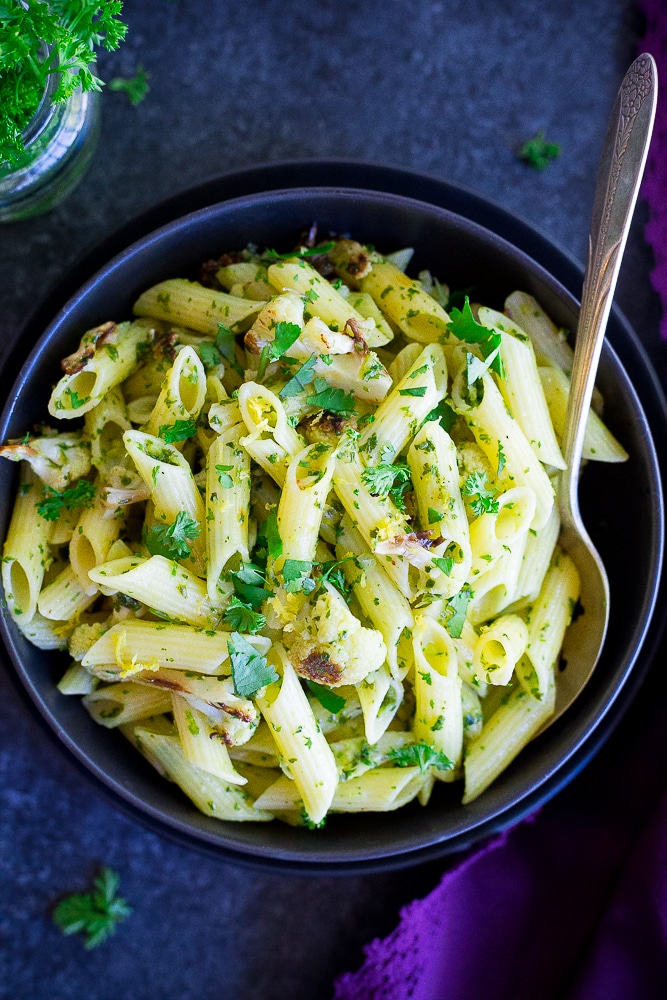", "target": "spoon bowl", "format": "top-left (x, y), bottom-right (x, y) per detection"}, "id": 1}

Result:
top-left (552, 53), bottom-right (657, 723)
